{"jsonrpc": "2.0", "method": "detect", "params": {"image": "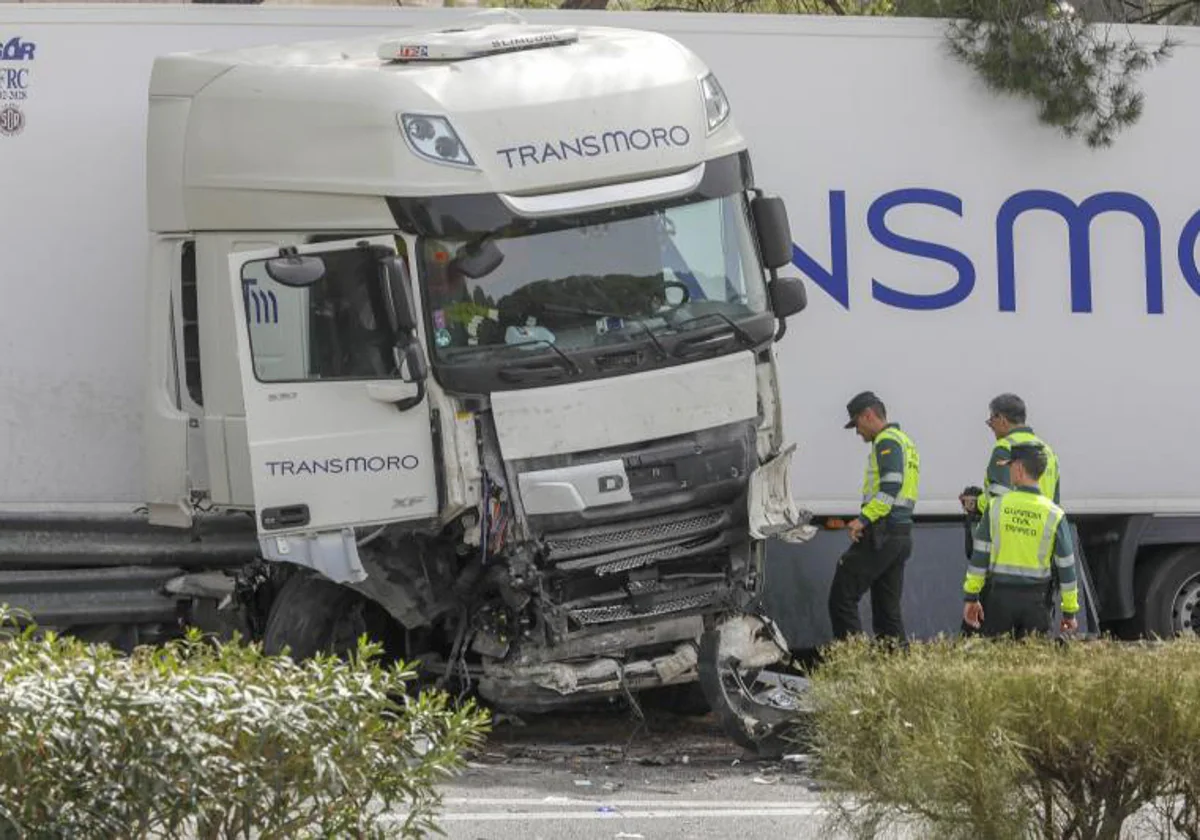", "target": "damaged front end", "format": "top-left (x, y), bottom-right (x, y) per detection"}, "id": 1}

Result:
top-left (451, 416), bottom-right (813, 741)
